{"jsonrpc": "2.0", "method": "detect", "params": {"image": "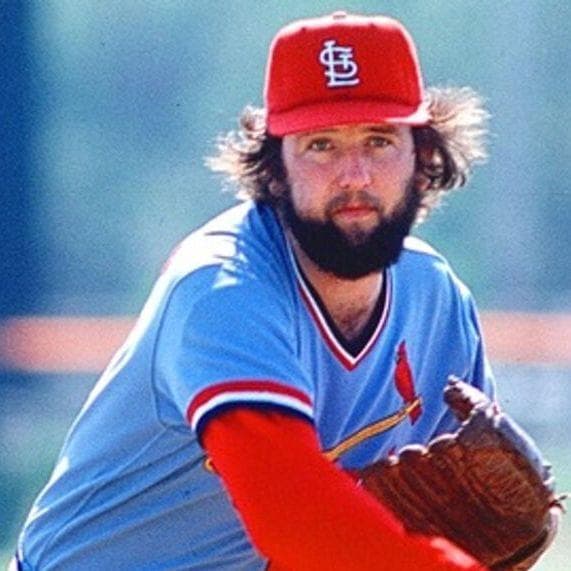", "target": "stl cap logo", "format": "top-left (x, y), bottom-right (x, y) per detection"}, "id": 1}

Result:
top-left (319, 39), bottom-right (360, 87)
